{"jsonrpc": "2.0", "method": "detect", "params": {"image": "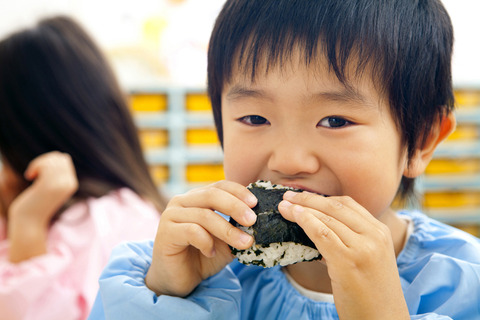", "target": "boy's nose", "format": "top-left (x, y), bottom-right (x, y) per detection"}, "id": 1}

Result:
top-left (267, 134), bottom-right (320, 176)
